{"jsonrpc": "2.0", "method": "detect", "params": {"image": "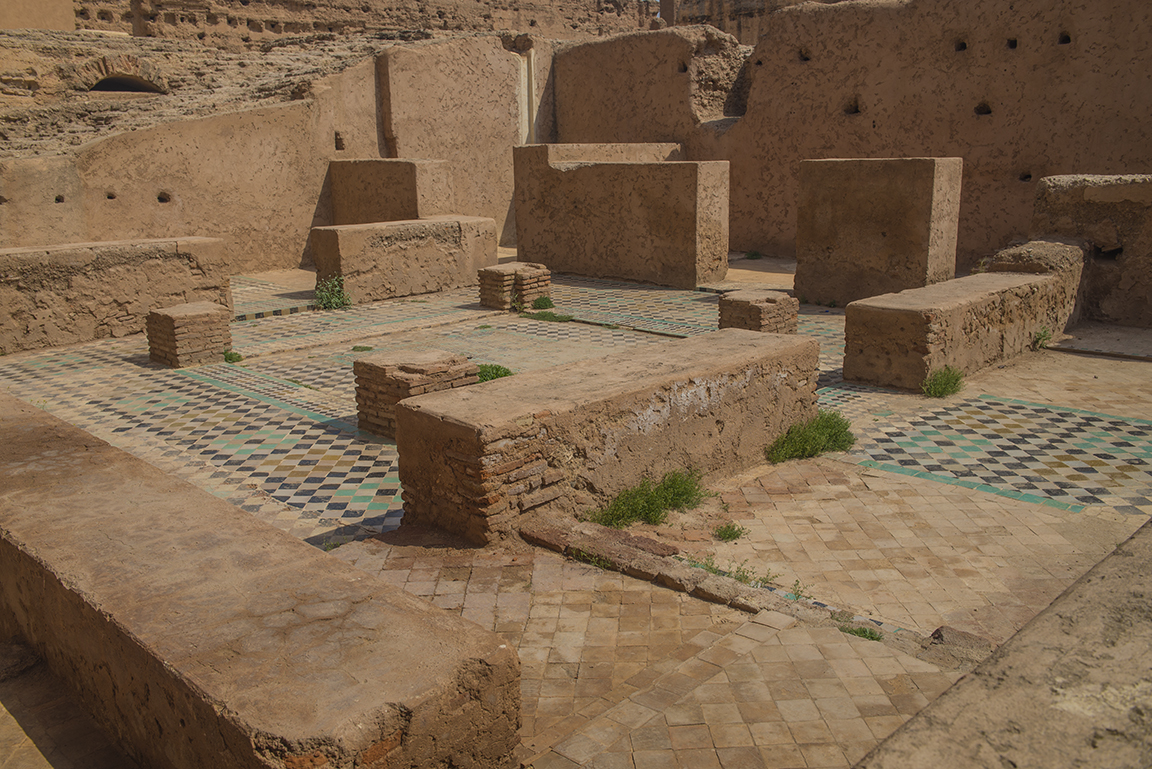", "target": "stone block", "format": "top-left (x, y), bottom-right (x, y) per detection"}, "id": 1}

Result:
top-left (843, 271), bottom-right (1077, 390)
top-left (0, 237), bottom-right (232, 355)
top-left (310, 215), bottom-right (497, 304)
top-left (795, 158), bottom-right (962, 306)
top-left (1030, 174), bottom-right (1152, 328)
top-left (329, 158), bottom-right (454, 225)
top-left (355, 349), bottom-right (480, 439)
top-left (514, 143), bottom-right (728, 289)
top-left (0, 392), bottom-right (521, 769)
top-left (396, 329), bottom-right (818, 544)
top-left (478, 262), bottom-right (552, 310)
top-left (718, 289), bottom-right (798, 333)
top-left (146, 301), bottom-right (232, 368)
